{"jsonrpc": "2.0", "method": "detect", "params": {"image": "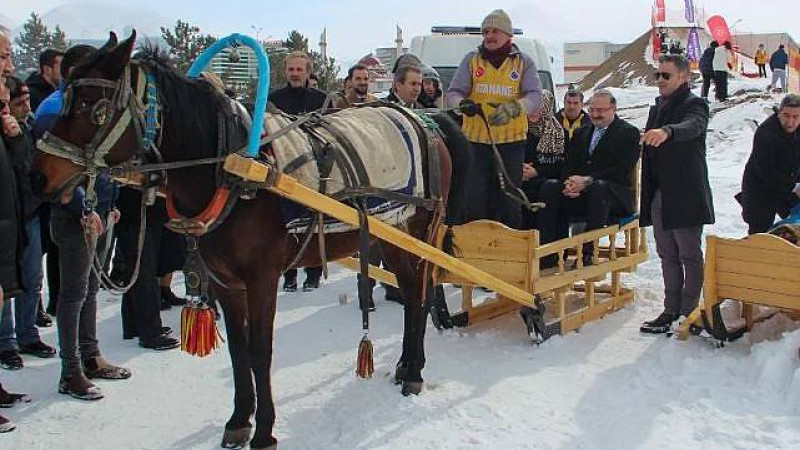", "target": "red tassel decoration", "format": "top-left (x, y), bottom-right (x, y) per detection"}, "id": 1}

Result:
top-left (356, 334), bottom-right (374, 378)
top-left (181, 304), bottom-right (223, 357)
